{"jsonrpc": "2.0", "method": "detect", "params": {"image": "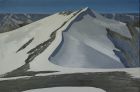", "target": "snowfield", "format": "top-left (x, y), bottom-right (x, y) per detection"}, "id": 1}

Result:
top-left (23, 87), bottom-right (106, 92)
